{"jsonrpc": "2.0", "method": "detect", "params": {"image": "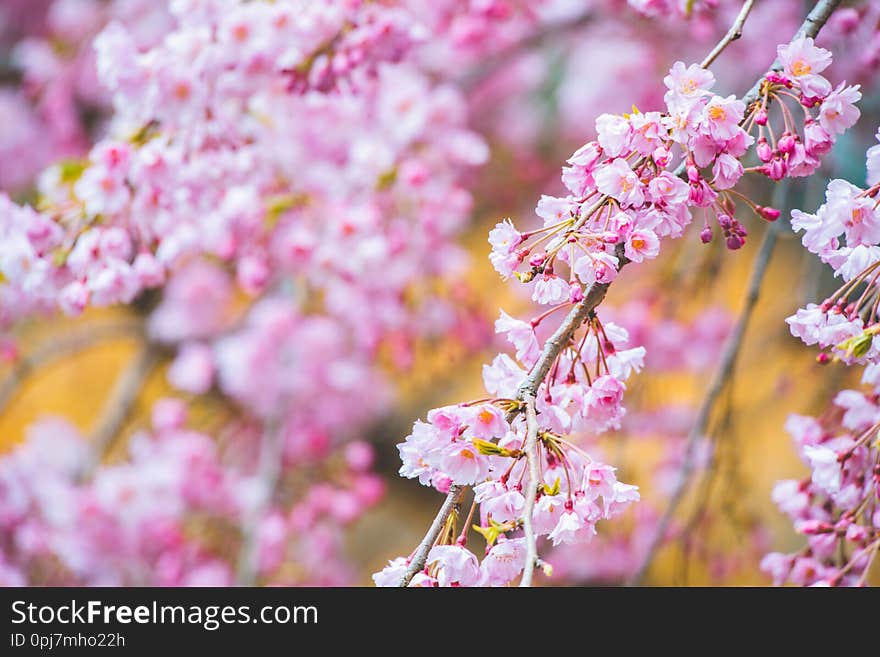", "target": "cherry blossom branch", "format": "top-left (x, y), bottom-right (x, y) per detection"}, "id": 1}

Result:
top-left (236, 416), bottom-right (285, 586)
top-left (78, 341), bottom-right (161, 478)
top-left (397, 0), bottom-right (839, 588)
top-left (398, 484), bottom-right (464, 586)
top-left (519, 392), bottom-right (541, 587)
top-left (699, 0), bottom-right (755, 69)
top-left (0, 320), bottom-right (142, 413)
top-left (398, 253), bottom-right (626, 587)
top-left (629, 184), bottom-right (788, 585)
